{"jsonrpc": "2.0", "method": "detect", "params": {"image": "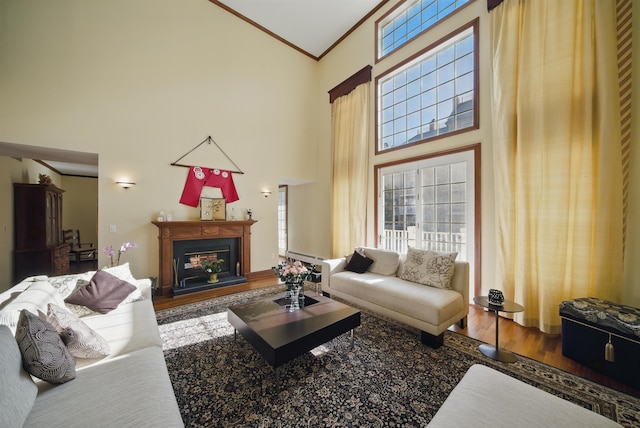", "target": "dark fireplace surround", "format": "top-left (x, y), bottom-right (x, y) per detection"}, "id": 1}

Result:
top-left (152, 220), bottom-right (256, 297)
